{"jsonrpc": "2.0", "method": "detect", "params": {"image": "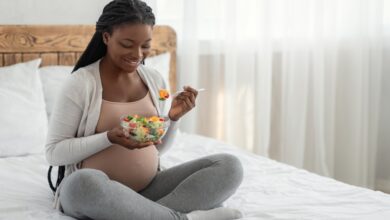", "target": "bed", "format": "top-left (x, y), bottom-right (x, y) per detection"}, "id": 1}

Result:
top-left (1, 25), bottom-right (390, 220)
